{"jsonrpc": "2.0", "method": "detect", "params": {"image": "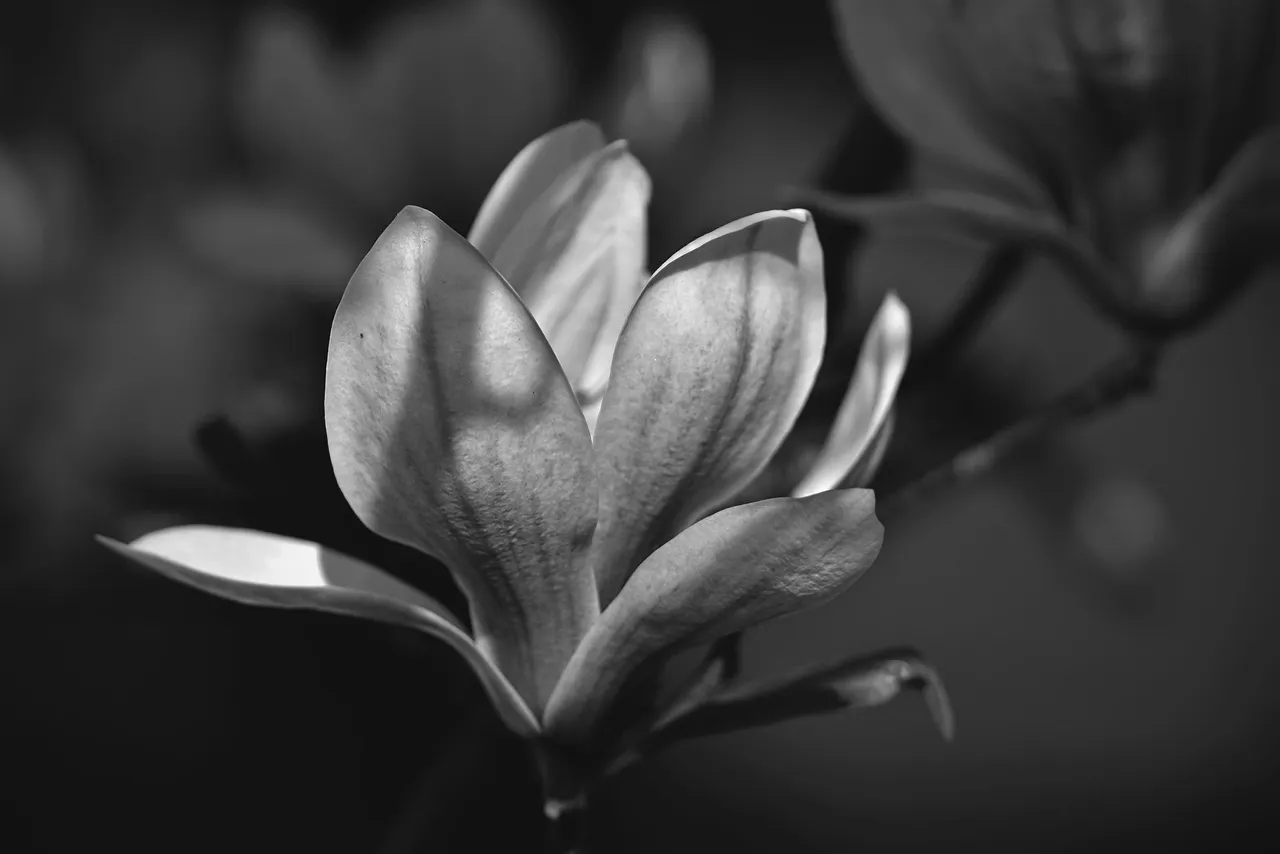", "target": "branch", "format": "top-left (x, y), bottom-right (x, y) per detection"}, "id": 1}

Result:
top-left (908, 243), bottom-right (1030, 384)
top-left (883, 343), bottom-right (1162, 512)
